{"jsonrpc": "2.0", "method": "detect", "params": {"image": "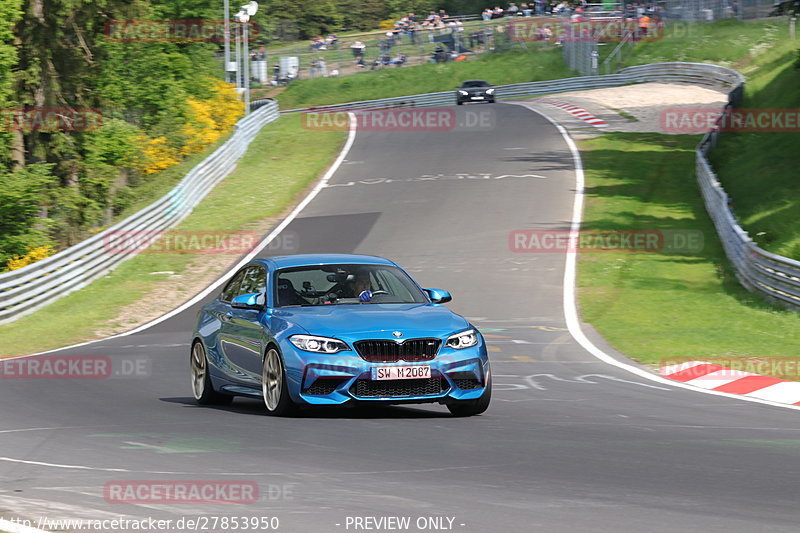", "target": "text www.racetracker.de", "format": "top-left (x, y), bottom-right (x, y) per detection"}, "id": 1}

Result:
top-left (4, 515), bottom-right (280, 531)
